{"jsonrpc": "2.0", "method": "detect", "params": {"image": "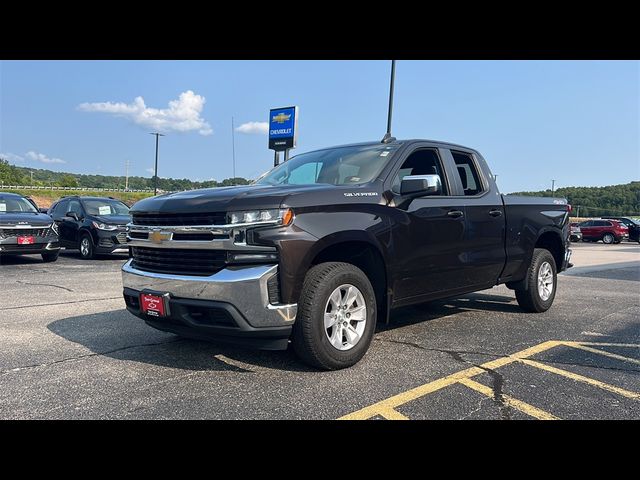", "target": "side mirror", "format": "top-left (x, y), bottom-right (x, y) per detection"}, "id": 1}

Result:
top-left (400, 174), bottom-right (442, 197)
top-left (66, 211), bottom-right (80, 221)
